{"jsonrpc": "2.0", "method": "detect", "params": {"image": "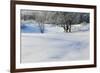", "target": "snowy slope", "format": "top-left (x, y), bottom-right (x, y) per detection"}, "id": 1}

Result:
top-left (21, 23), bottom-right (90, 63)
